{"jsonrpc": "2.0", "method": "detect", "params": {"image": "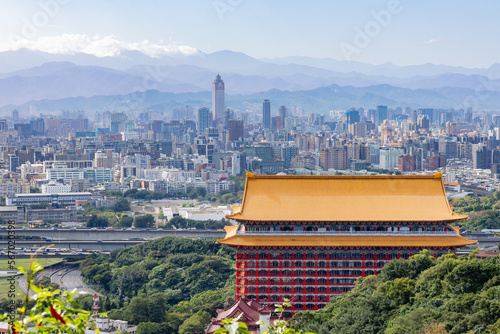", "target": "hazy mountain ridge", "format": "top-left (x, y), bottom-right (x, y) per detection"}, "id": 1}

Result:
top-left (4, 83), bottom-right (500, 115)
top-left (1, 48), bottom-right (500, 111)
